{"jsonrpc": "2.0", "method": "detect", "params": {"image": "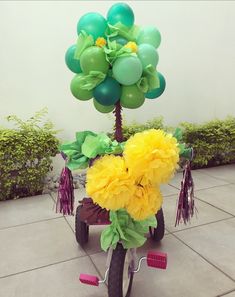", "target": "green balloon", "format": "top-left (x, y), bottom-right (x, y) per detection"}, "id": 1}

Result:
top-left (137, 43), bottom-right (159, 69)
top-left (137, 26), bottom-right (161, 49)
top-left (107, 3), bottom-right (134, 28)
top-left (93, 99), bottom-right (115, 113)
top-left (80, 46), bottom-right (109, 74)
top-left (77, 12), bottom-right (107, 40)
top-left (65, 45), bottom-right (82, 73)
top-left (120, 85), bottom-right (145, 109)
top-left (113, 56), bottom-right (142, 85)
top-left (145, 72), bottom-right (166, 99)
top-left (94, 77), bottom-right (121, 106)
top-left (70, 74), bottom-right (93, 101)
